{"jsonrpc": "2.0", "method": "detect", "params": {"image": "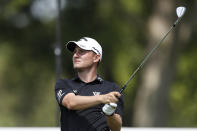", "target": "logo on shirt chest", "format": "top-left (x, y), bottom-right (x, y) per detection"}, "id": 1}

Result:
top-left (73, 90), bottom-right (78, 94)
top-left (93, 91), bottom-right (101, 96)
